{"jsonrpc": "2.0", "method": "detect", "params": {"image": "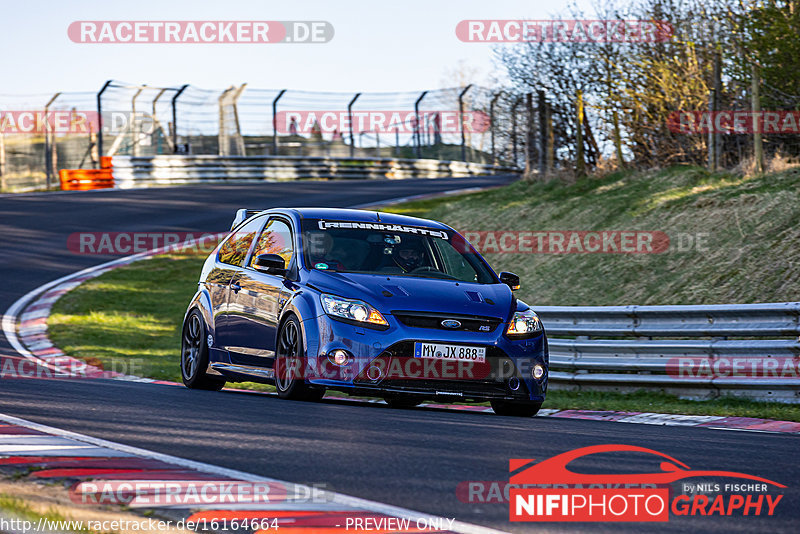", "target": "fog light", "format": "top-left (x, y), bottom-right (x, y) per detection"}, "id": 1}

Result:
top-left (330, 349), bottom-right (350, 365)
top-left (533, 364), bottom-right (545, 379)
